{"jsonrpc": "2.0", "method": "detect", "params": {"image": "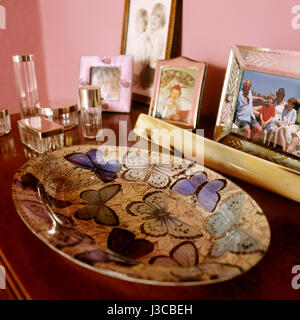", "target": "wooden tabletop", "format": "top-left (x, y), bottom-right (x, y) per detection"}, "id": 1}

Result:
top-left (0, 105), bottom-right (299, 300)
